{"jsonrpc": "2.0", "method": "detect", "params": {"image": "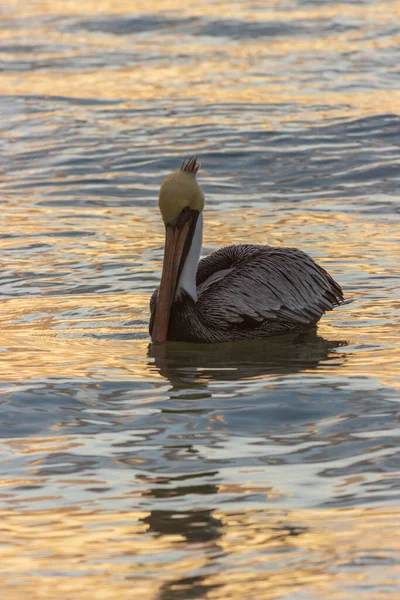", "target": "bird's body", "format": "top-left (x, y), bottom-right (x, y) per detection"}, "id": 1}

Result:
top-left (149, 157), bottom-right (347, 344)
top-left (150, 243), bottom-right (344, 343)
